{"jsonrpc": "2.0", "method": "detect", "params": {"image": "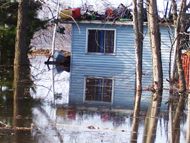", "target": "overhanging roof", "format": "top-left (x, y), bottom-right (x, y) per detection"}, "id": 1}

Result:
top-left (59, 19), bottom-right (148, 26)
top-left (59, 19), bottom-right (174, 27)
